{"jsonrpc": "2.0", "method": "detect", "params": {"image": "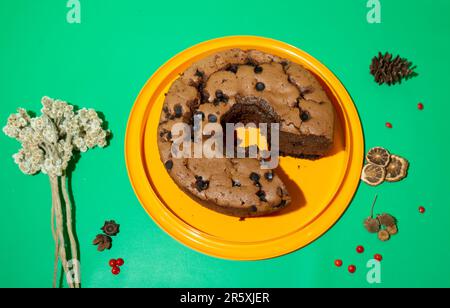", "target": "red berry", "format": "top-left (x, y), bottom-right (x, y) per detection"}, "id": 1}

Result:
top-left (116, 258), bottom-right (124, 266)
top-left (111, 266), bottom-right (121, 275)
top-left (356, 245), bottom-right (364, 254)
top-left (419, 206), bottom-right (426, 214)
top-left (334, 260), bottom-right (343, 267)
top-left (418, 103), bottom-right (424, 110)
top-left (348, 265), bottom-right (356, 274)
top-left (374, 254), bottom-right (383, 262)
top-left (109, 259), bottom-right (117, 267)
top-left (385, 122), bottom-right (393, 129)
